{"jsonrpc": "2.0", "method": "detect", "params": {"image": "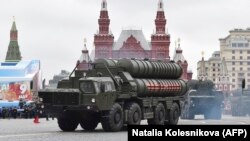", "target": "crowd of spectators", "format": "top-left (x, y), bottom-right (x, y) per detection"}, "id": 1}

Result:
top-left (0, 99), bottom-right (54, 120)
top-left (0, 105), bottom-right (38, 119)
